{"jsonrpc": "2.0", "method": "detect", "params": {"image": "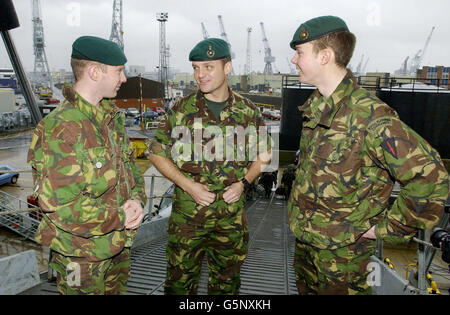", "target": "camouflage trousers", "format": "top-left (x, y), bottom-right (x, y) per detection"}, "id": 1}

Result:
top-left (164, 210), bottom-right (249, 295)
top-left (294, 237), bottom-right (376, 295)
top-left (50, 248), bottom-right (131, 295)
